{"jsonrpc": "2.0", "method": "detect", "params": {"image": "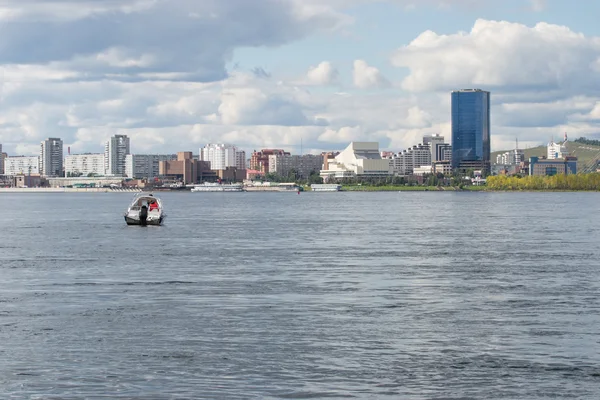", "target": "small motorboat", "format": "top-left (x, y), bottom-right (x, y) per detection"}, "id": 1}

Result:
top-left (124, 193), bottom-right (165, 226)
